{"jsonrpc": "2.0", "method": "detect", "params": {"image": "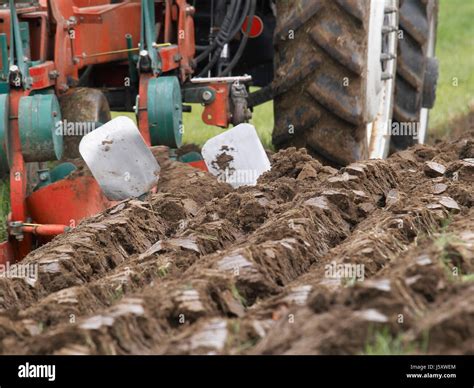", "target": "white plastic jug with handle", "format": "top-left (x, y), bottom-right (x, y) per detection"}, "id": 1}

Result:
top-left (201, 123), bottom-right (271, 188)
top-left (79, 116), bottom-right (160, 201)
